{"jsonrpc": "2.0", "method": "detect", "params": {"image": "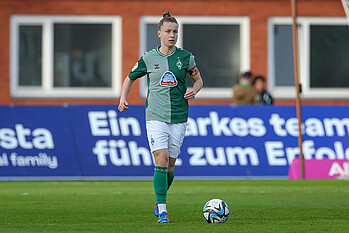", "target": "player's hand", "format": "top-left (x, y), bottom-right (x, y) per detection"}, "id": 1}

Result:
top-left (118, 100), bottom-right (129, 112)
top-left (184, 89), bottom-right (196, 100)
